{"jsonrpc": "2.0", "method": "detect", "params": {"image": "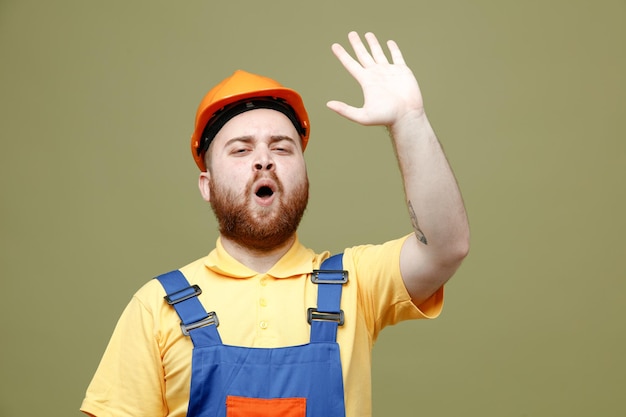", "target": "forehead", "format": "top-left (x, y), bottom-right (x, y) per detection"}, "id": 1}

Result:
top-left (212, 108), bottom-right (300, 146)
